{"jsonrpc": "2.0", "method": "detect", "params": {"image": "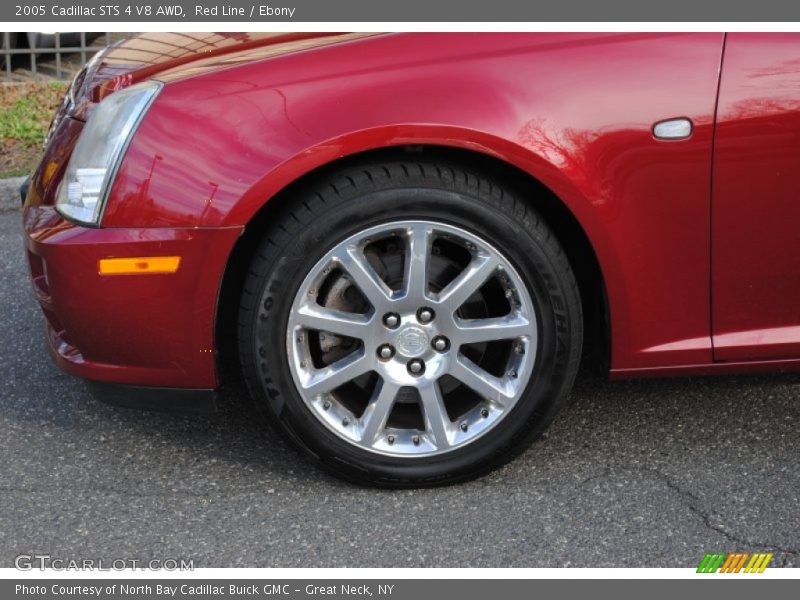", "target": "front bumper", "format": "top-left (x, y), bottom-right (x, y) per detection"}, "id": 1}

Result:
top-left (23, 204), bottom-right (242, 392)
